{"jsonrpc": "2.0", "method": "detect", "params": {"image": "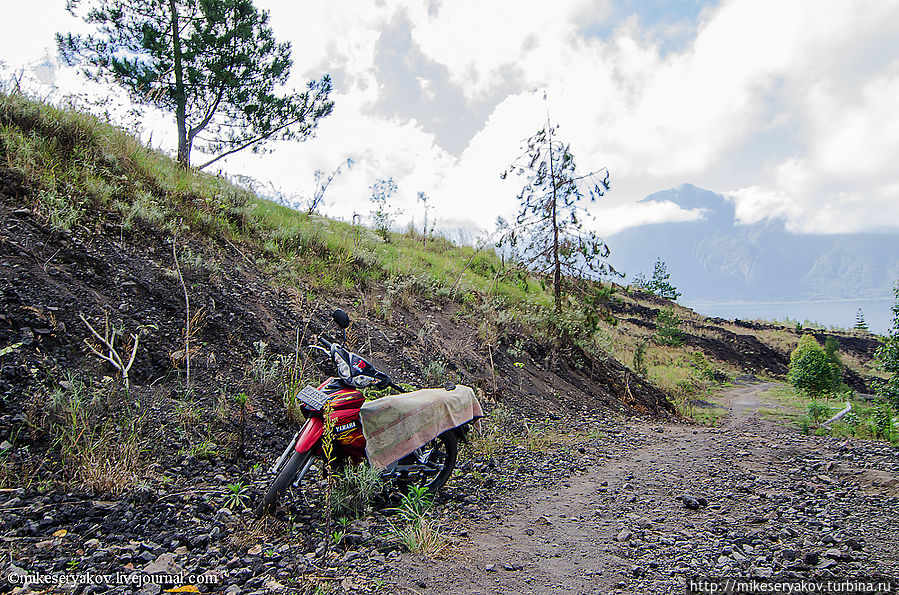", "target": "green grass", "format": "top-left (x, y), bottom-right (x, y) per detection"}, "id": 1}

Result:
top-left (756, 406), bottom-right (798, 423)
top-left (0, 89), bottom-right (711, 402)
top-left (825, 402), bottom-right (899, 443)
top-left (647, 363), bottom-right (695, 394)
top-left (758, 385), bottom-right (808, 409)
top-left (754, 385), bottom-right (824, 426)
top-left (689, 404), bottom-right (728, 426)
top-left (0, 89), bottom-right (558, 305)
top-left (32, 374), bottom-right (146, 494)
top-left (644, 351), bottom-right (732, 424)
top-left (384, 485), bottom-right (448, 556)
